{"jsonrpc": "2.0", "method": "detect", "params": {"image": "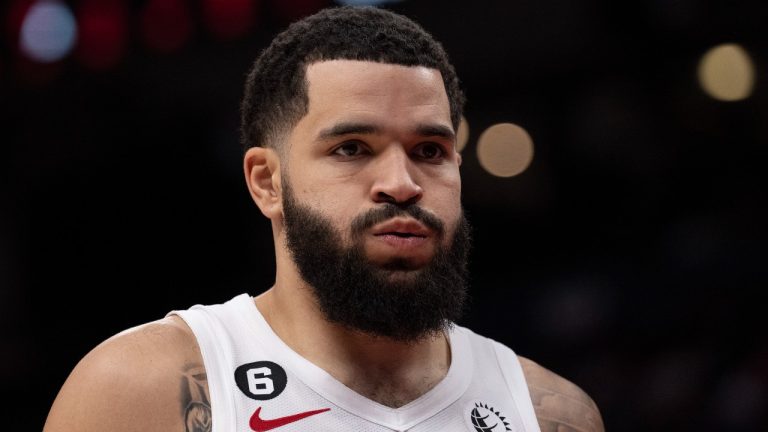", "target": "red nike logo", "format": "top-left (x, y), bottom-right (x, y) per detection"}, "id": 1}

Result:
top-left (249, 406), bottom-right (331, 431)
